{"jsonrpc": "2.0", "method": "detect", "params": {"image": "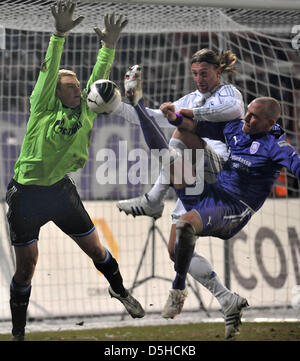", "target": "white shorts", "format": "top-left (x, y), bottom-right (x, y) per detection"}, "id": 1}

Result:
top-left (171, 142), bottom-right (225, 224)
